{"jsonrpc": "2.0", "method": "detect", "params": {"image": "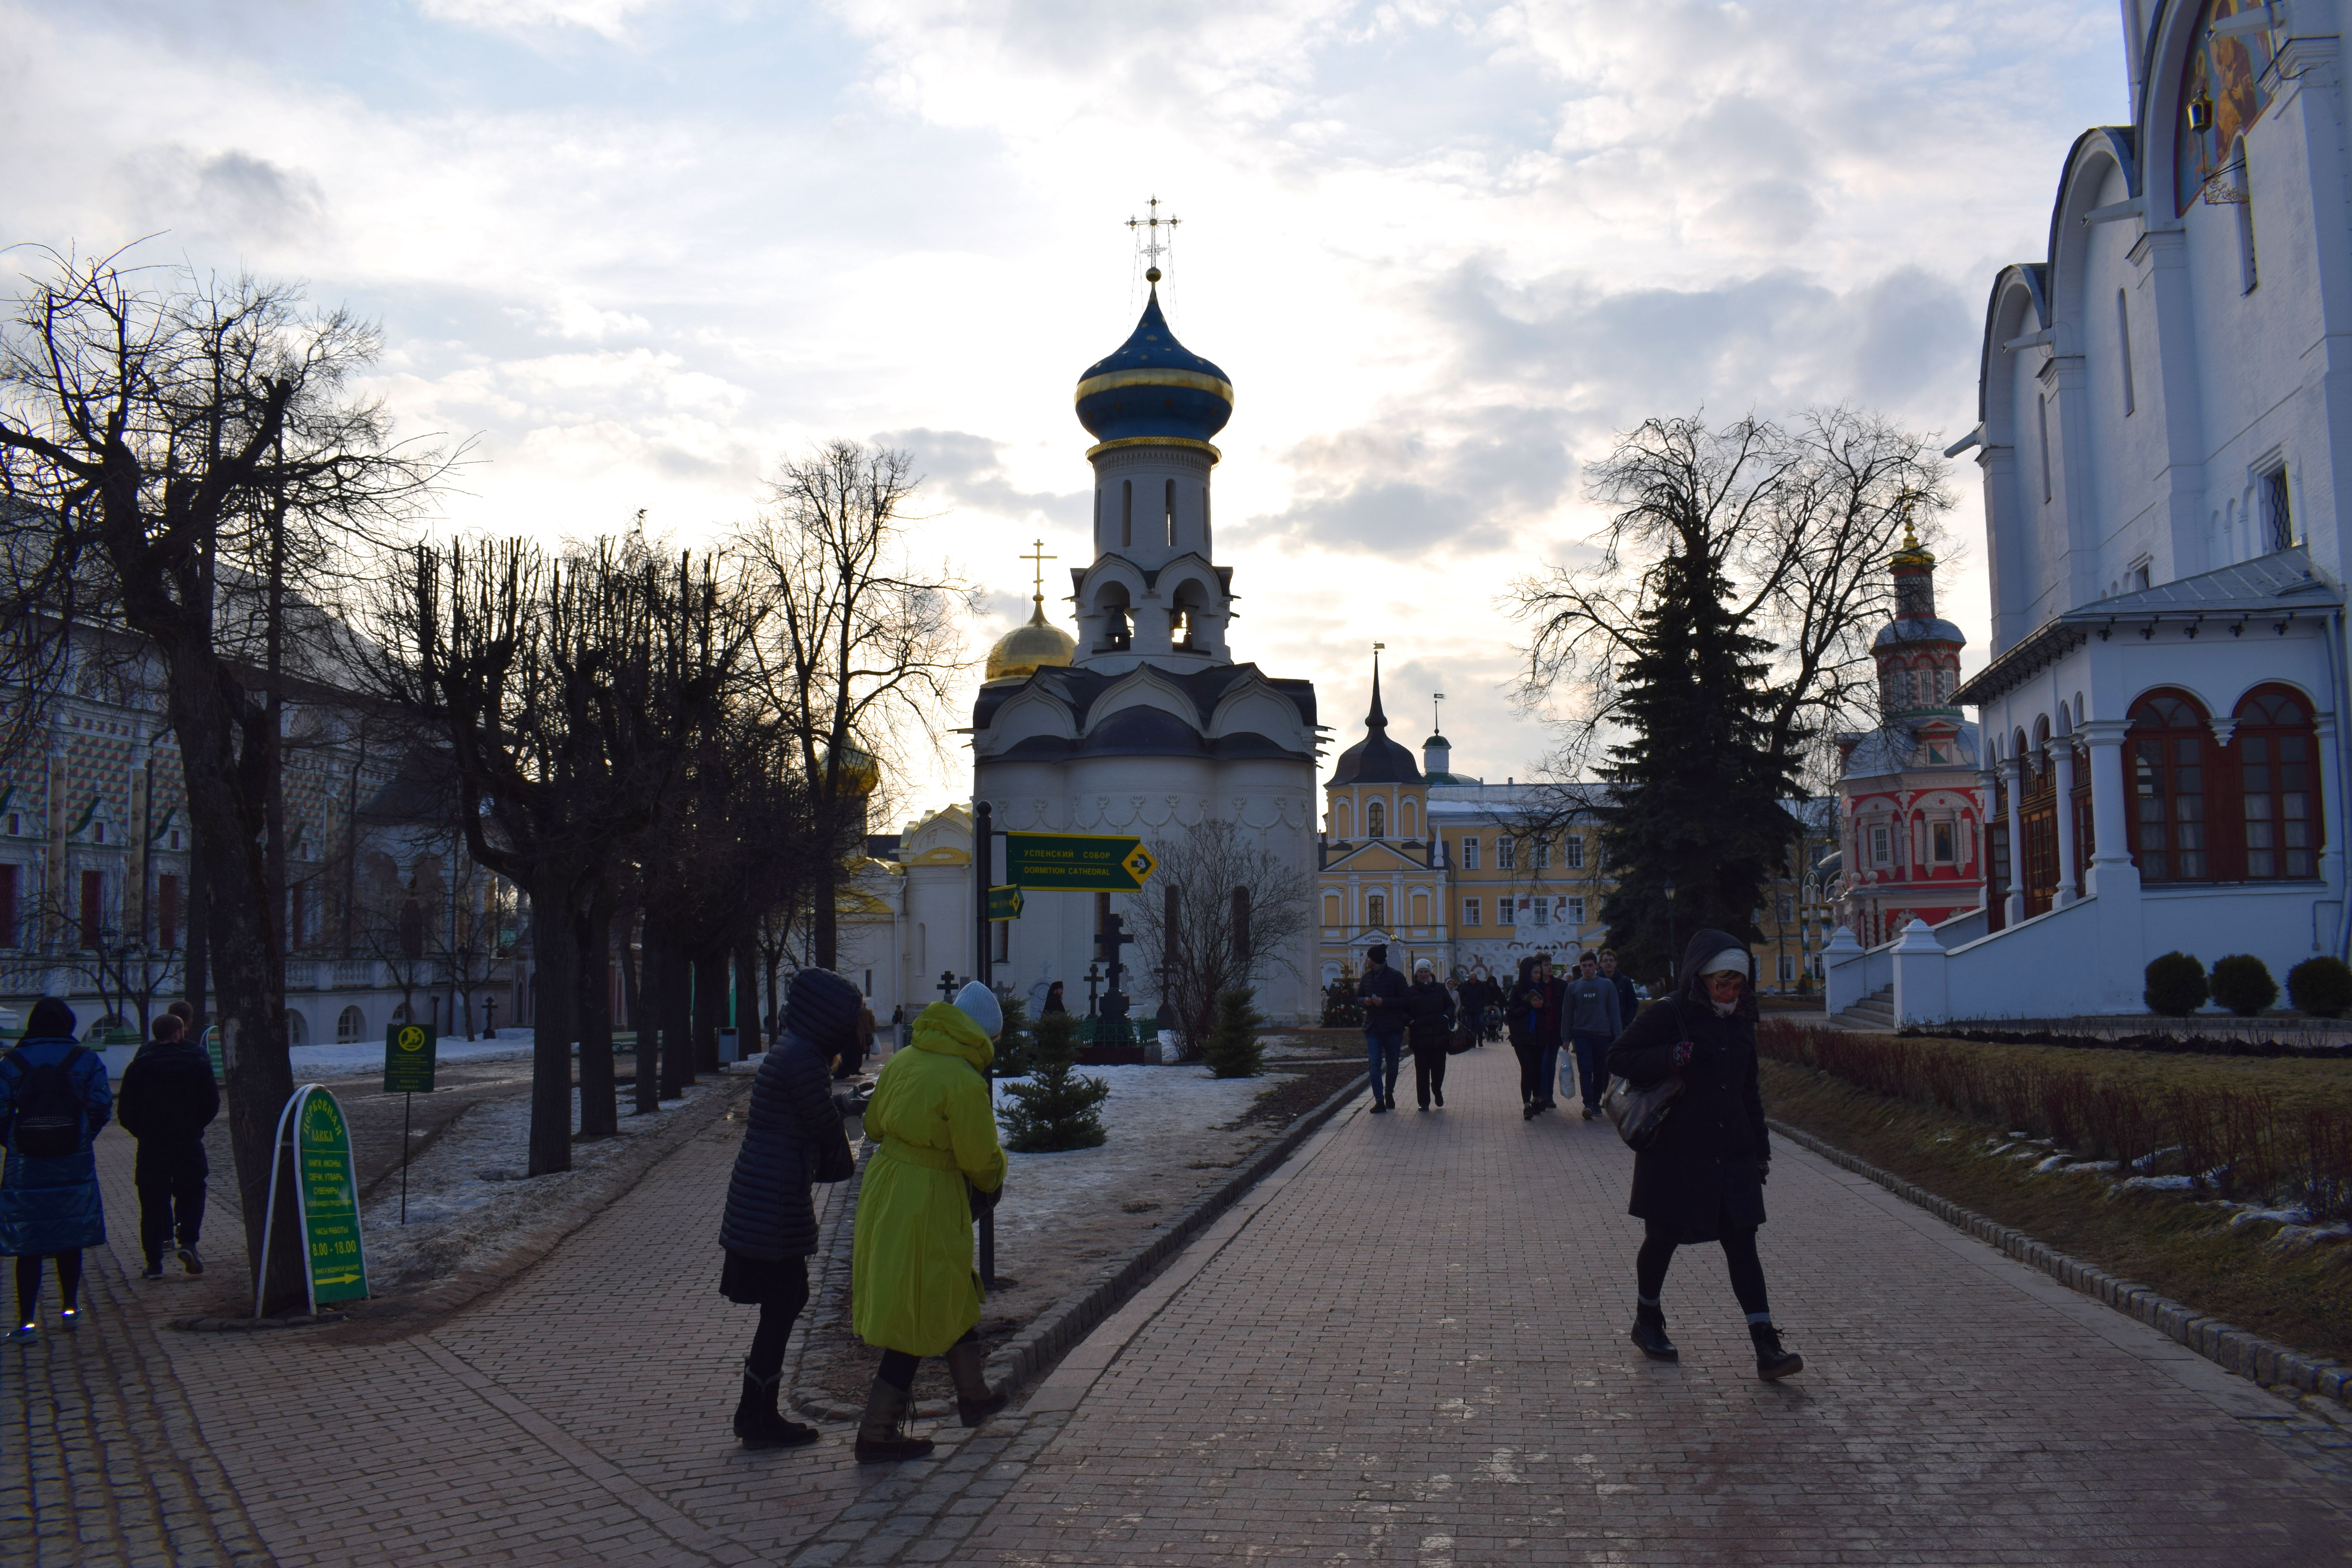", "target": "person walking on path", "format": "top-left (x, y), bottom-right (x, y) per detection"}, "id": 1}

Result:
top-left (1356, 944), bottom-right (1409, 1114)
top-left (1403, 959), bottom-right (1458, 1111)
top-left (718, 967), bottom-right (860, 1450)
top-left (1561, 953), bottom-right (1622, 1121)
top-left (850, 980), bottom-right (1011, 1461)
top-left (1599, 948), bottom-right (1640, 1028)
top-left (1605, 929), bottom-right (1802, 1381)
top-left (1506, 954), bottom-right (1563, 1119)
top-left (0, 998), bottom-right (111, 1341)
top-left (114, 1013), bottom-right (217, 1281)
